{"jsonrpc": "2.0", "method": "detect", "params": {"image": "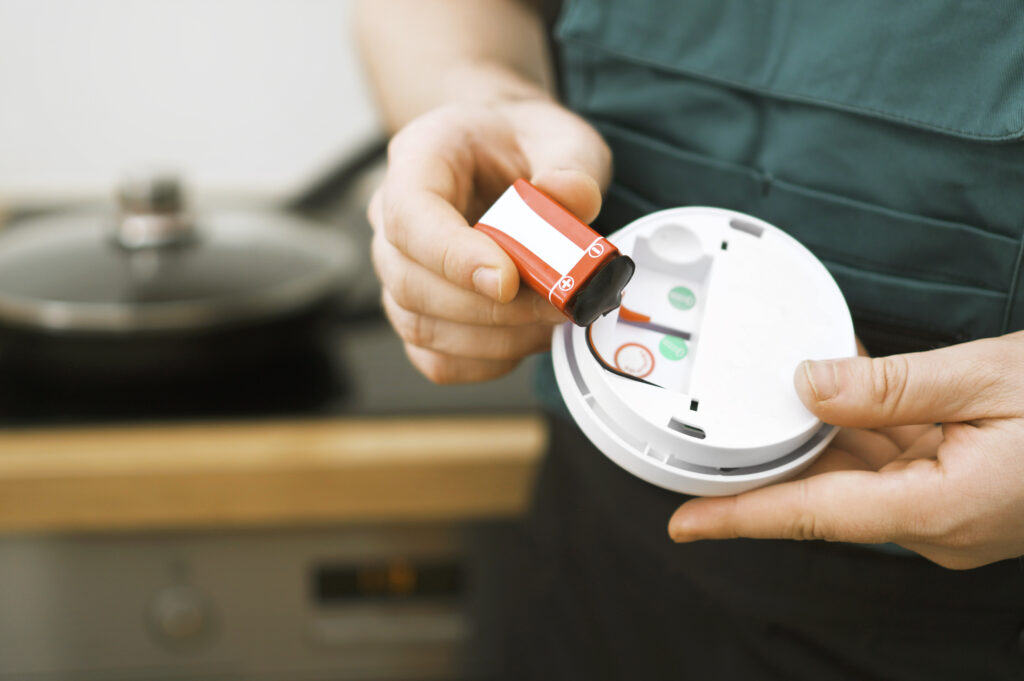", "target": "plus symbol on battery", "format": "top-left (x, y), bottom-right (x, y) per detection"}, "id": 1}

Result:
top-left (558, 276), bottom-right (575, 291)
